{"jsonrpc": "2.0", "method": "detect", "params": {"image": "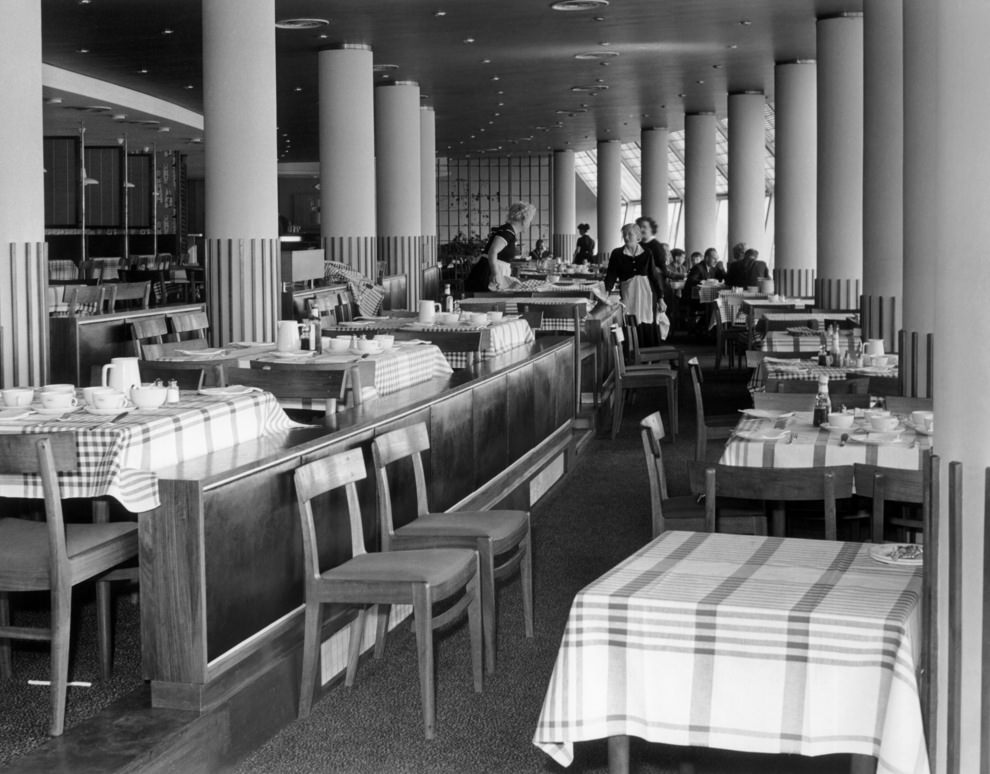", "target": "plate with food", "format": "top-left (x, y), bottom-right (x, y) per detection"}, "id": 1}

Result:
top-left (870, 543), bottom-right (924, 566)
